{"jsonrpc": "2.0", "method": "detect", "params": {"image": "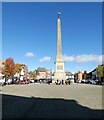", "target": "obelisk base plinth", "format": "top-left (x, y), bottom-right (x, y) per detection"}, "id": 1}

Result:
top-left (54, 72), bottom-right (66, 82)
